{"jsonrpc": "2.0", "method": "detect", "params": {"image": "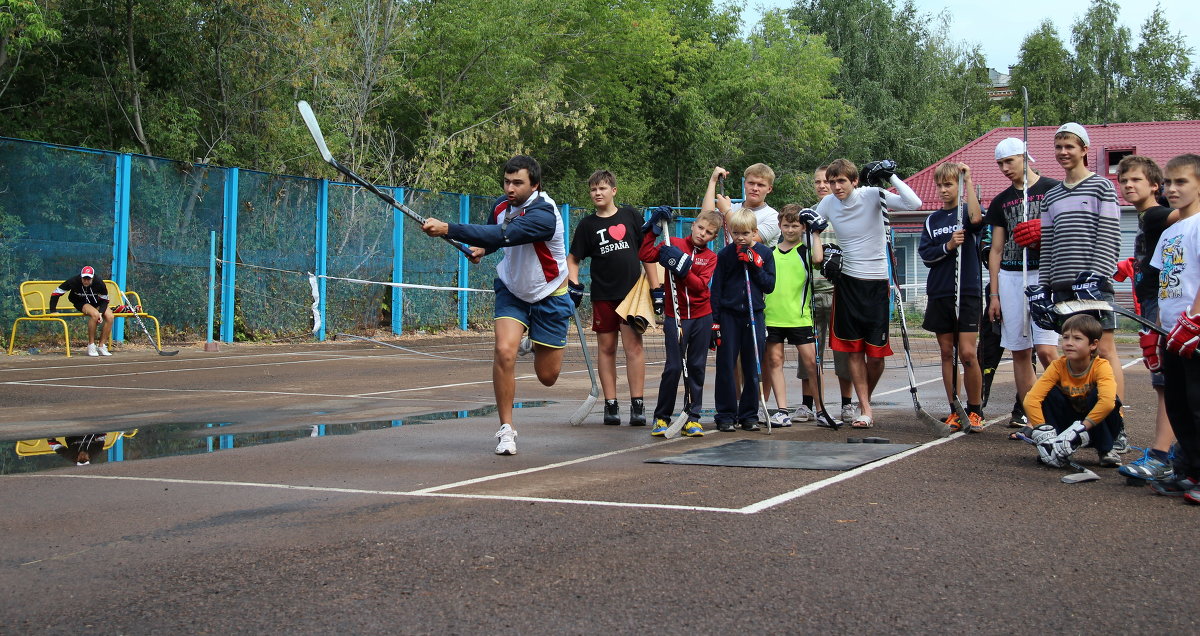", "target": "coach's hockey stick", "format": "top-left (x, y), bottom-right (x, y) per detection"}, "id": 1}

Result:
top-left (662, 221), bottom-right (693, 439)
top-left (115, 288), bottom-right (178, 356)
top-left (1051, 299), bottom-right (1168, 335)
top-left (743, 262), bottom-right (772, 434)
top-left (886, 237), bottom-right (951, 437)
top-left (297, 101), bottom-right (473, 258)
top-left (1020, 86), bottom-right (1031, 338)
top-left (949, 172), bottom-right (970, 429)
top-left (568, 309), bottom-right (600, 426)
top-left (804, 226), bottom-right (840, 429)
